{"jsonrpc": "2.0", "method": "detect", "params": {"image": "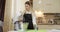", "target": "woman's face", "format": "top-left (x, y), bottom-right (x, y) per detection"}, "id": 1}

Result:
top-left (25, 4), bottom-right (30, 11)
